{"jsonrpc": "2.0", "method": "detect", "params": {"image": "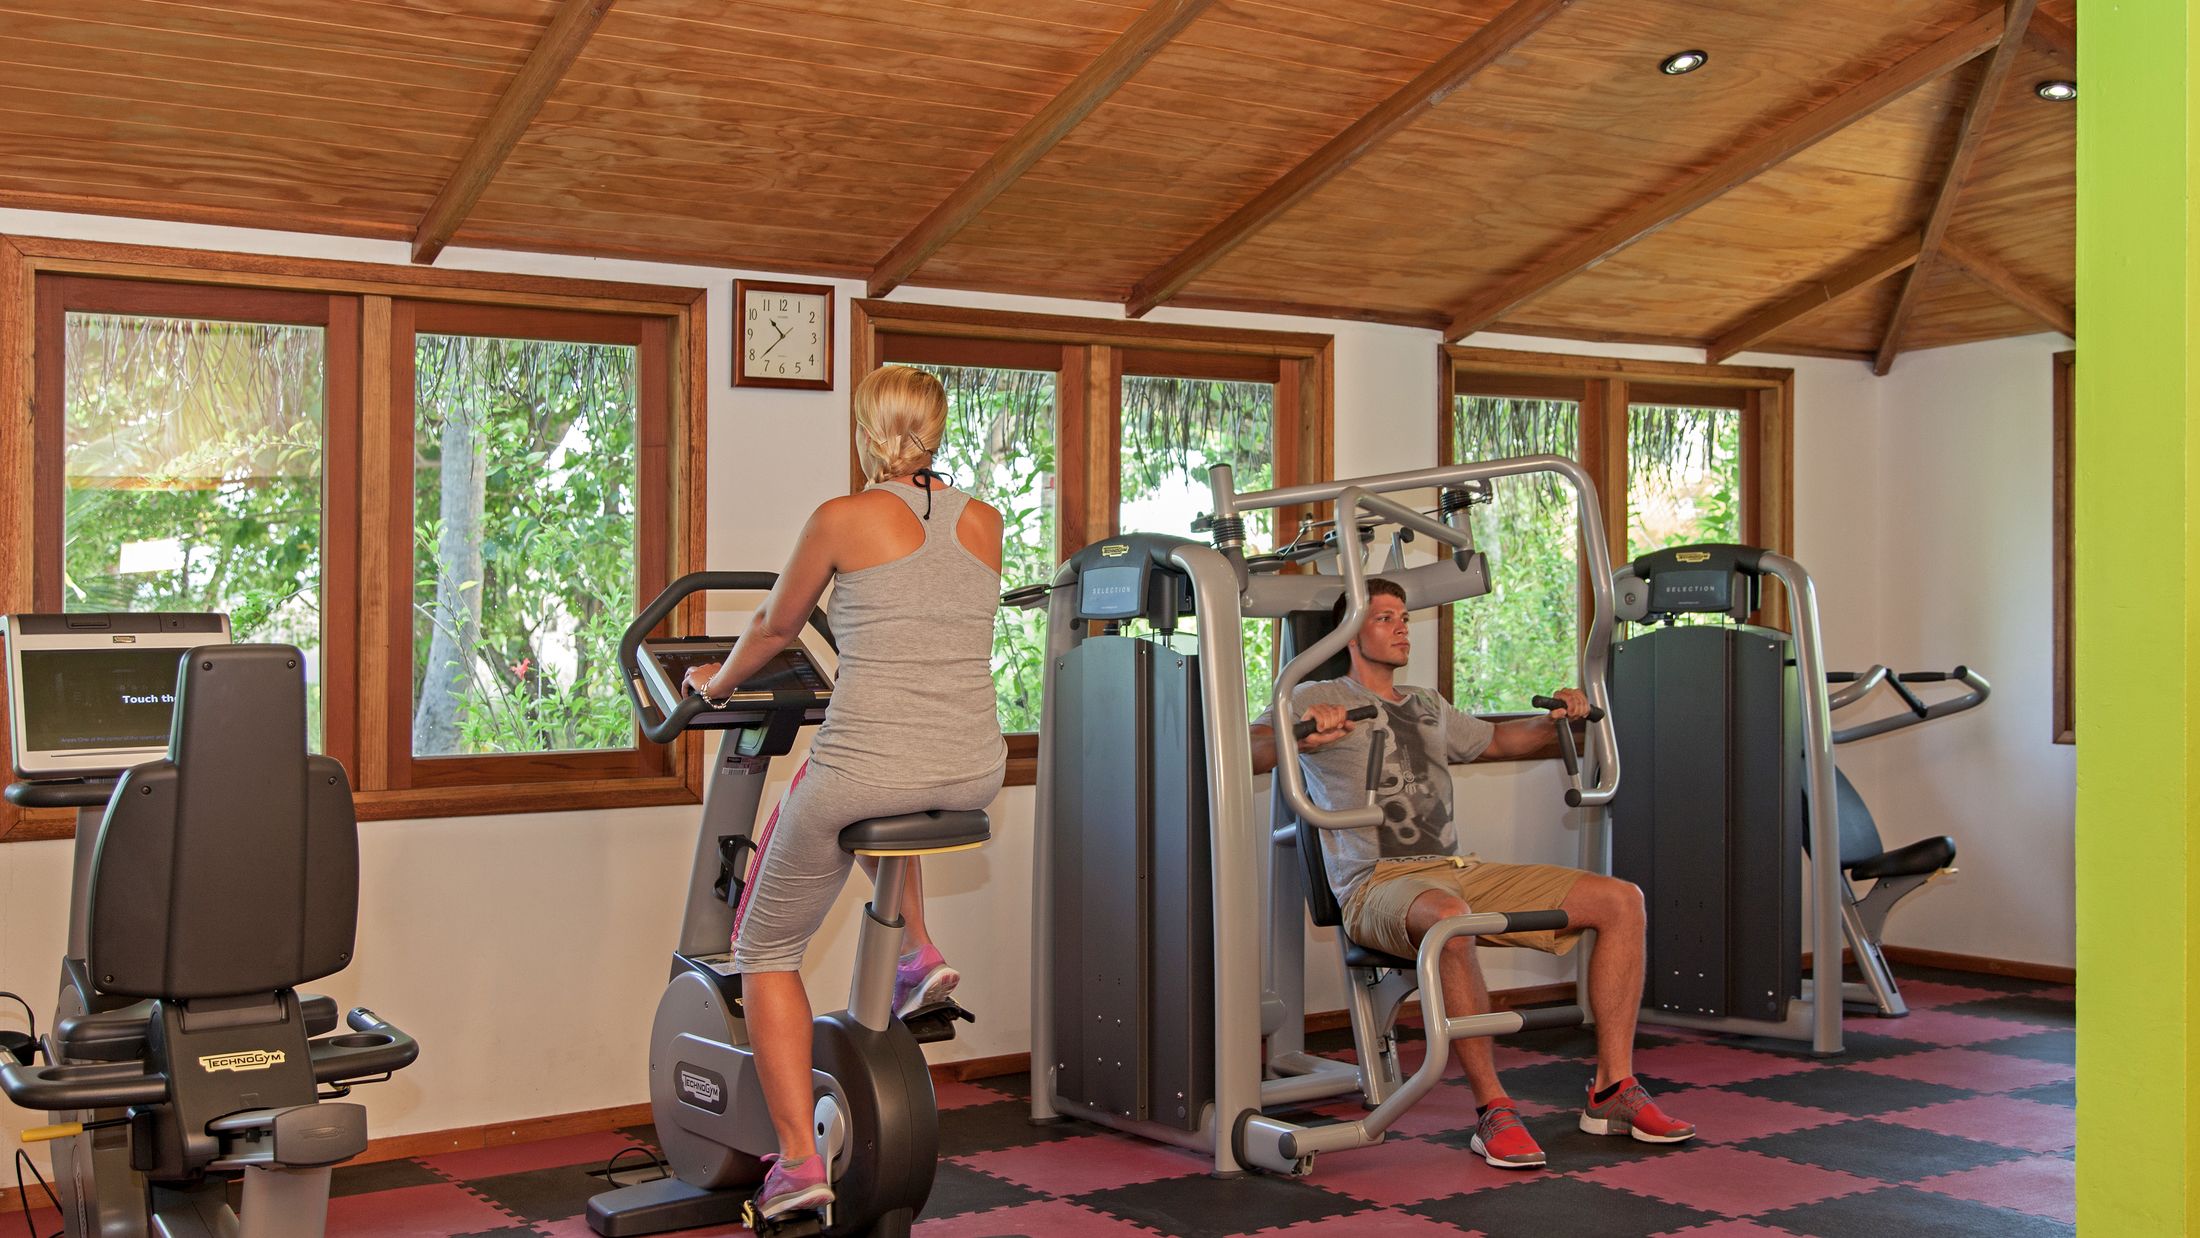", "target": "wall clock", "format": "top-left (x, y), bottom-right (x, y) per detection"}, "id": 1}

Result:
top-left (734, 279), bottom-right (833, 390)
